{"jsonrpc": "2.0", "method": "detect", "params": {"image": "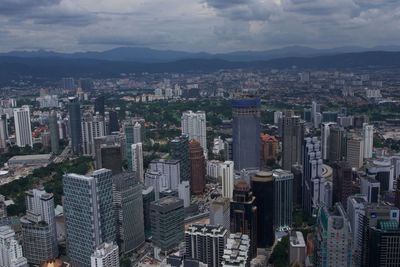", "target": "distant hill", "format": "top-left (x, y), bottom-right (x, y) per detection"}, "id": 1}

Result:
top-left (0, 51), bottom-right (399, 83)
